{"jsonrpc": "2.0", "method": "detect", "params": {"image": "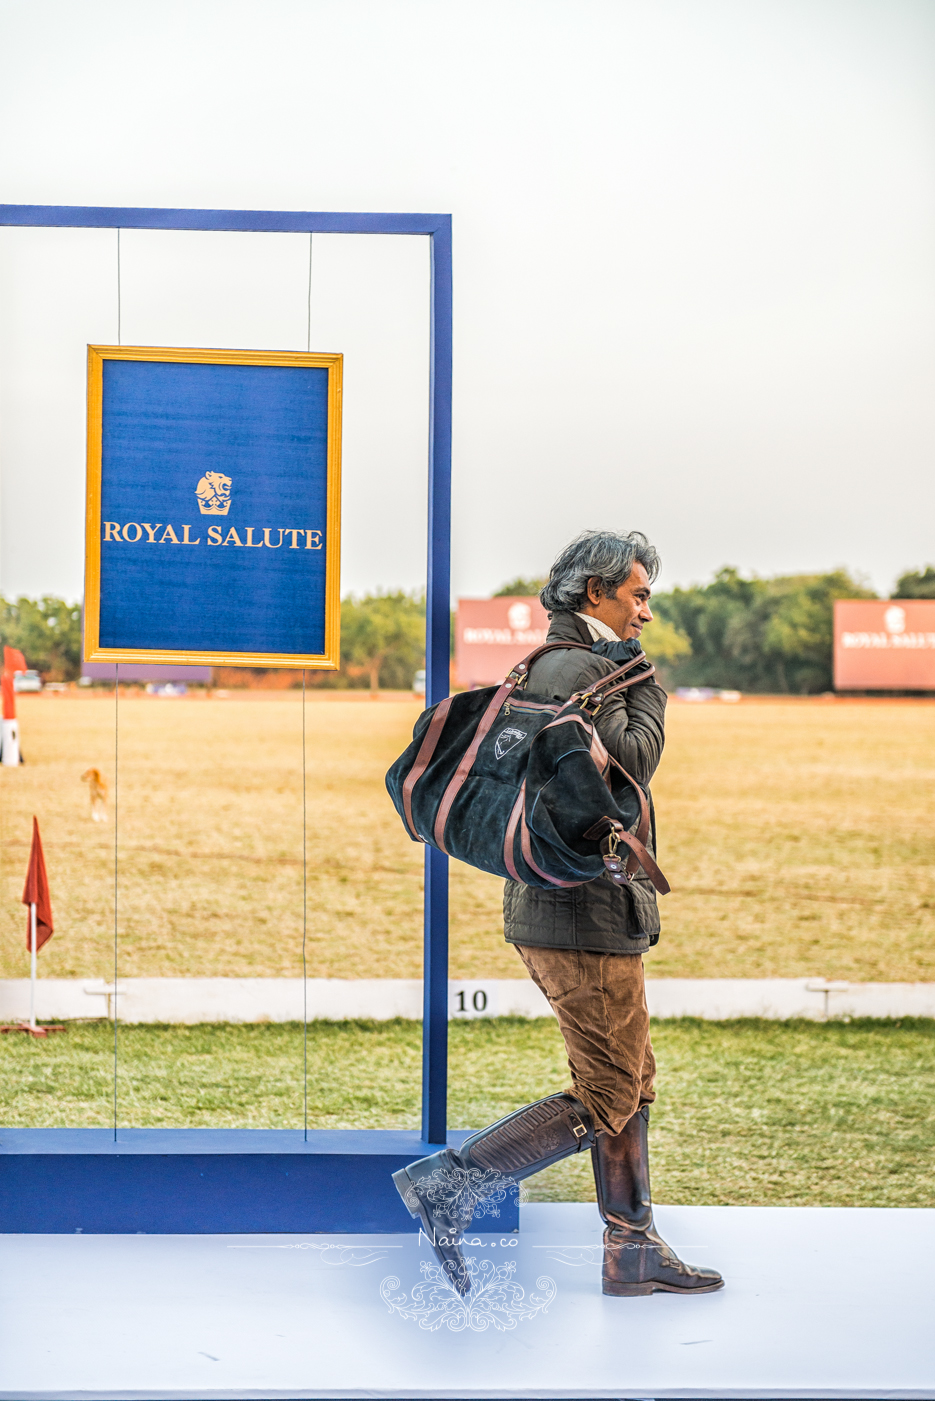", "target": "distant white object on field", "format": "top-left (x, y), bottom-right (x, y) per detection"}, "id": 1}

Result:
top-left (13, 670), bottom-right (42, 693)
top-left (676, 687), bottom-right (742, 703)
top-left (146, 682), bottom-right (188, 697)
top-left (0, 718), bottom-right (19, 765)
top-left (412, 669), bottom-right (426, 696)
